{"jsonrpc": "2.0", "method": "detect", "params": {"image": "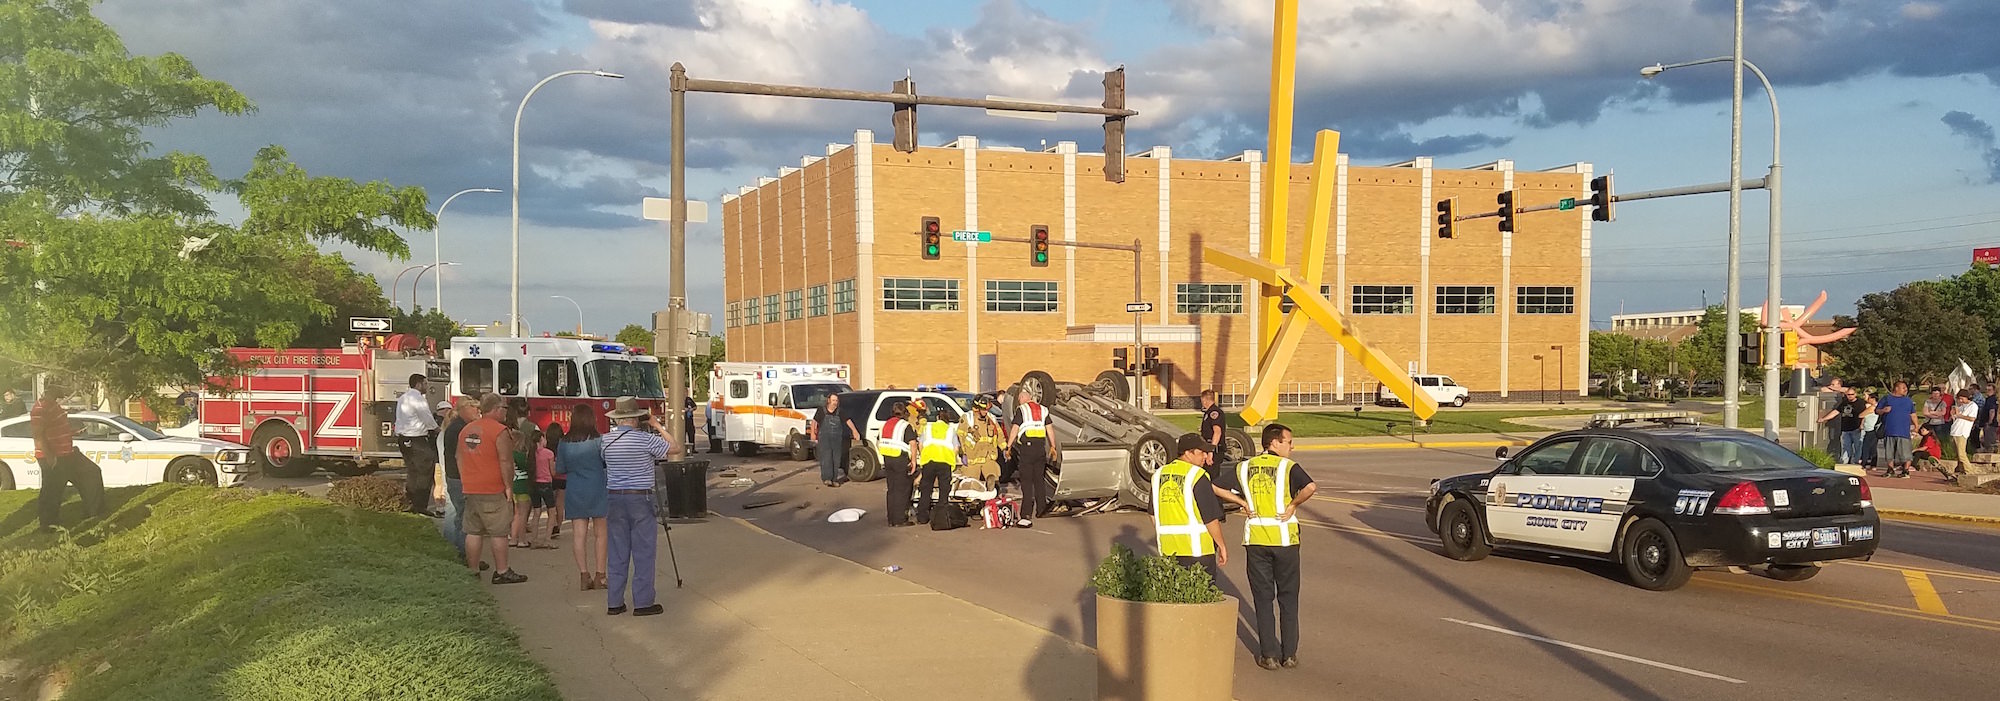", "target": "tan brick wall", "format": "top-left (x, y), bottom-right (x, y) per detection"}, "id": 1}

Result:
top-left (826, 148), bottom-right (861, 373)
top-left (870, 147), bottom-right (971, 389)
